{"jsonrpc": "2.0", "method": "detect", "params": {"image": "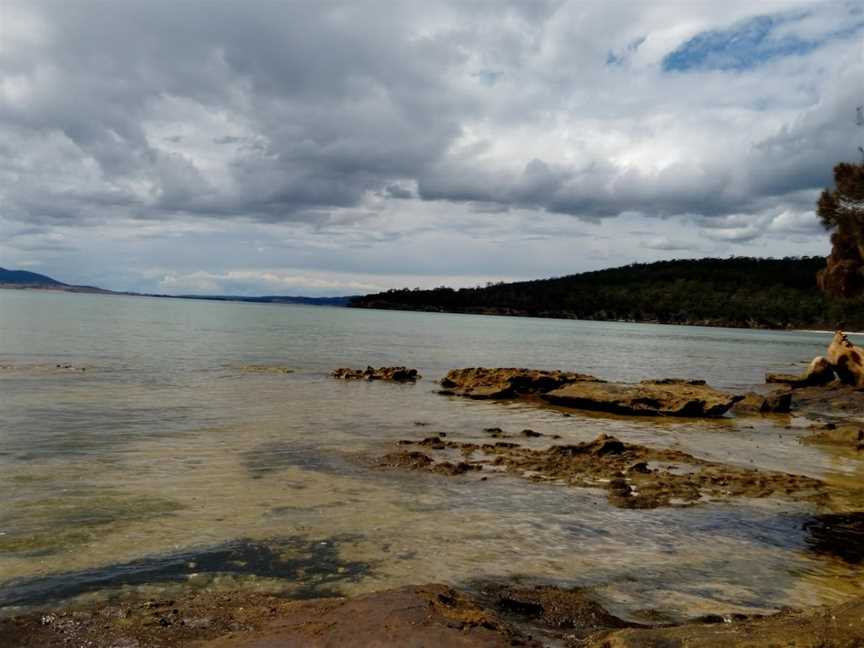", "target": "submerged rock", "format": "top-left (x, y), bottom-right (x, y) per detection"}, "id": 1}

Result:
top-left (802, 422), bottom-right (864, 450)
top-left (331, 366), bottom-right (420, 381)
top-left (542, 379), bottom-right (743, 417)
top-left (385, 433), bottom-right (824, 509)
top-left (235, 364), bottom-right (294, 374)
top-left (439, 367), bottom-right (599, 399)
top-left (788, 382), bottom-right (864, 421)
top-left (804, 512), bottom-right (864, 563)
